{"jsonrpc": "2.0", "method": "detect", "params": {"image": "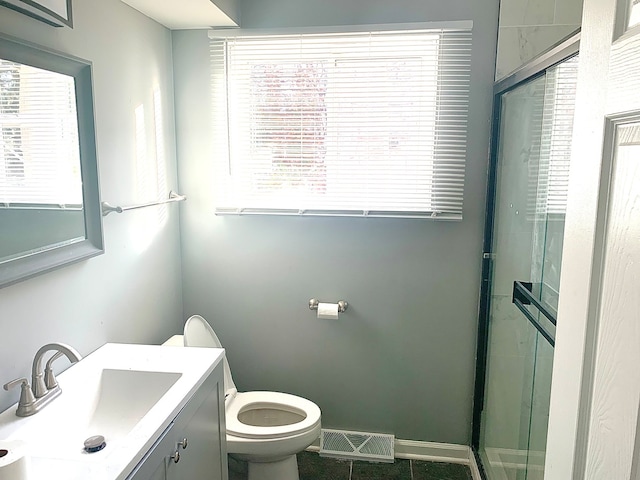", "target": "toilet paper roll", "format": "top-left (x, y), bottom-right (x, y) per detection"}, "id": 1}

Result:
top-left (0, 440), bottom-right (30, 480)
top-left (317, 302), bottom-right (340, 320)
